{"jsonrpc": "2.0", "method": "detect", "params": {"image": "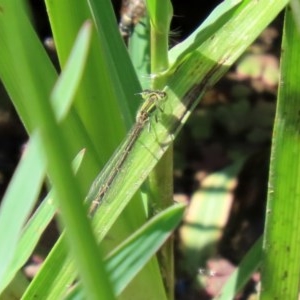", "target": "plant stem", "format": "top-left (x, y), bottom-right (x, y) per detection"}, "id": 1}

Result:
top-left (147, 1), bottom-right (174, 299)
